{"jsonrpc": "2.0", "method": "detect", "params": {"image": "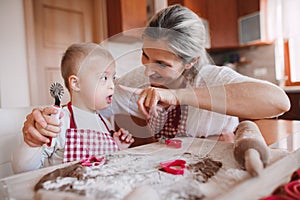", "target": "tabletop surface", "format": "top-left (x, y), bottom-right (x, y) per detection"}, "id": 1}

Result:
top-left (1, 119), bottom-right (300, 200)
